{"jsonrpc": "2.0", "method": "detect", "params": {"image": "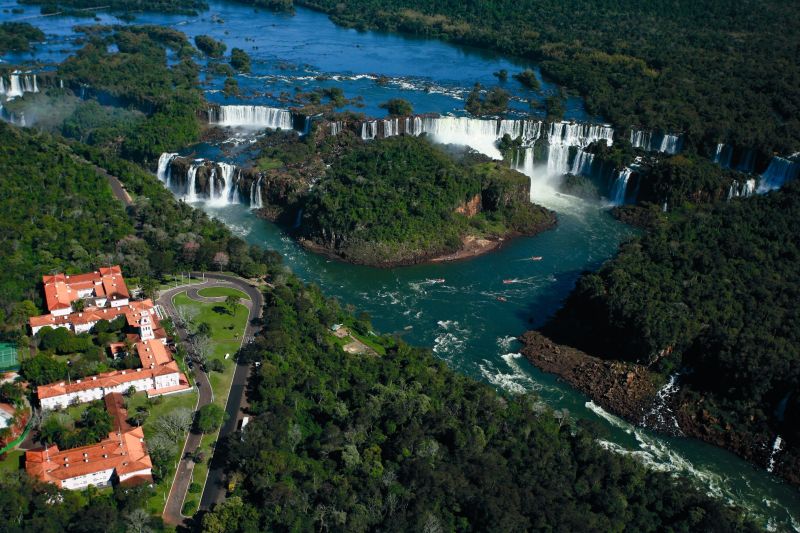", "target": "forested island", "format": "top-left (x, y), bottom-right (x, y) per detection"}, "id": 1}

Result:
top-left (298, 136), bottom-right (556, 266)
top-left (0, 22), bottom-right (44, 54)
top-left (165, 127), bottom-right (556, 267)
